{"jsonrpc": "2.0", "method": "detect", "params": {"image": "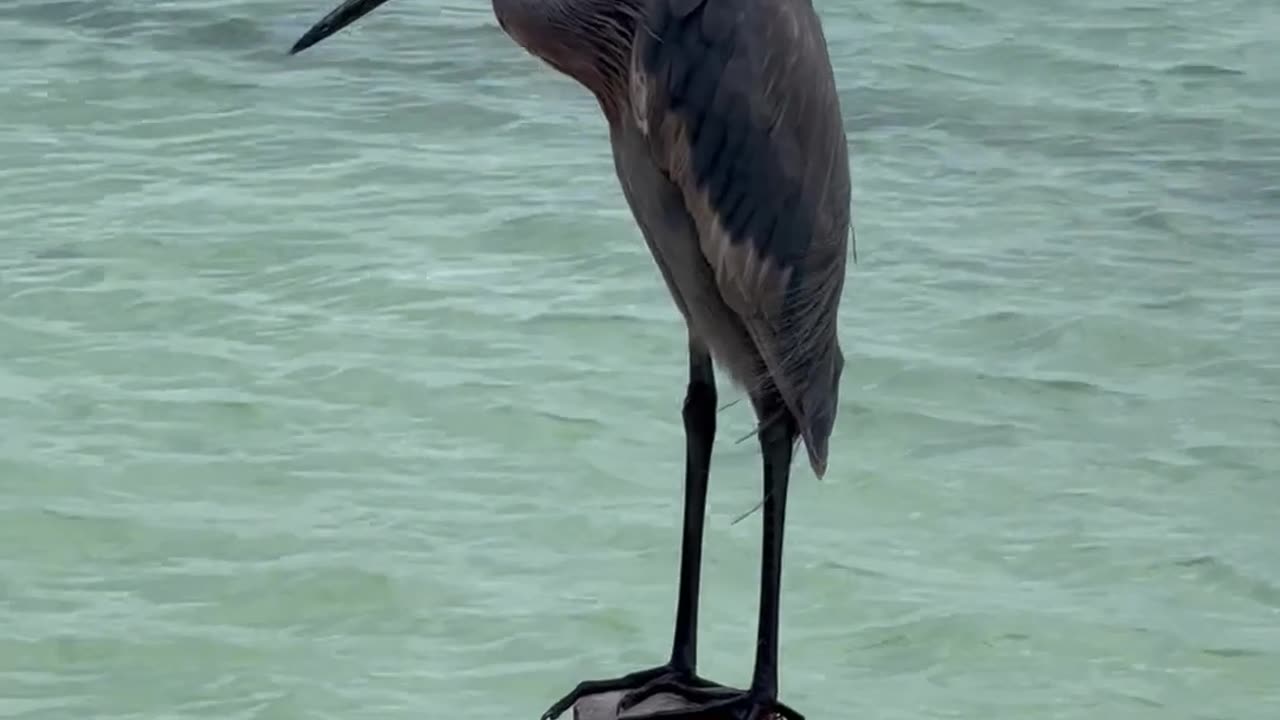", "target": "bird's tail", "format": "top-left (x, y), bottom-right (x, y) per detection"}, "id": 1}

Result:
top-left (795, 338), bottom-right (843, 478)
